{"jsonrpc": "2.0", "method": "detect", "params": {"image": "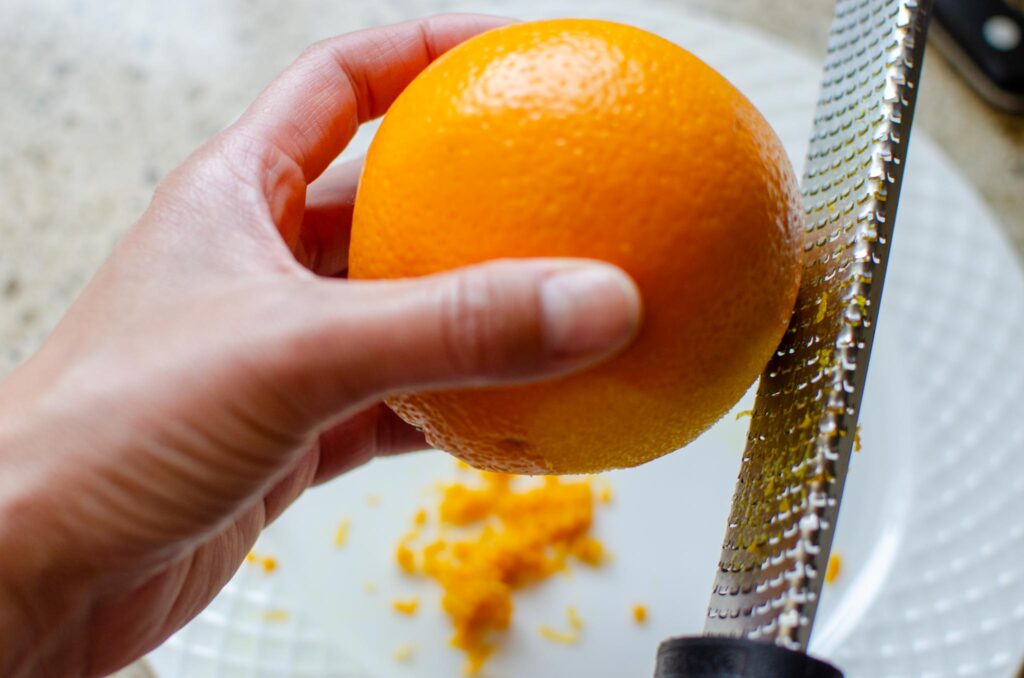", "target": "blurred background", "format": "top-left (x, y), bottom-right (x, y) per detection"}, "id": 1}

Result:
top-left (2, 1), bottom-right (1023, 677)
top-left (1, 0), bottom-right (1021, 379)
